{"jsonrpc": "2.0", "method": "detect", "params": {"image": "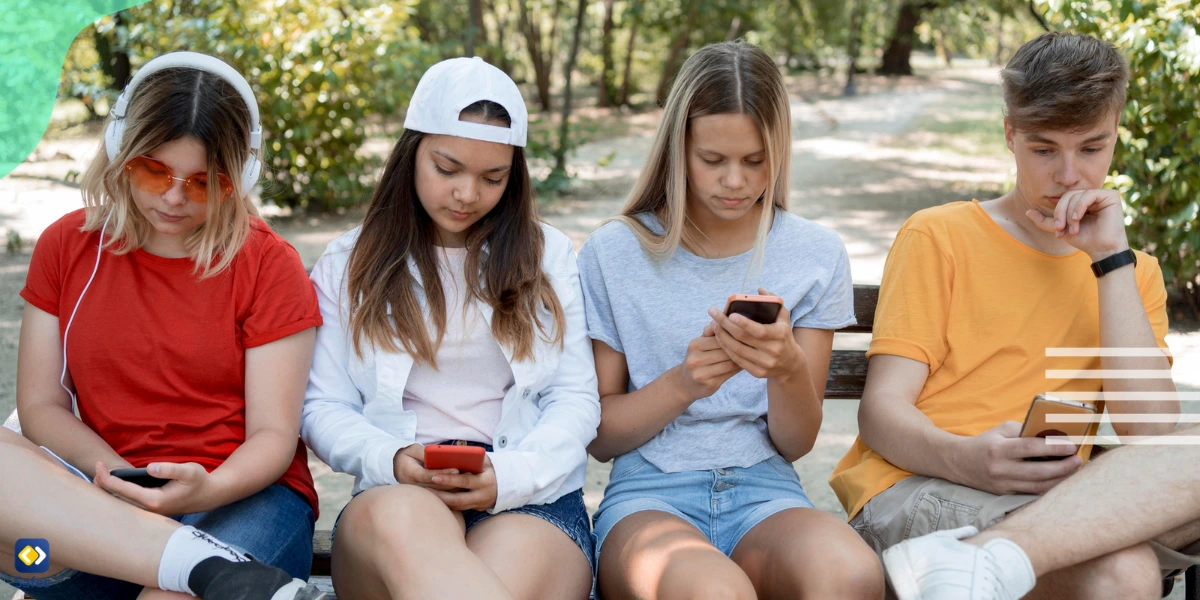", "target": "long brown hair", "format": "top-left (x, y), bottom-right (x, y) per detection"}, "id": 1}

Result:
top-left (346, 101), bottom-right (564, 366)
top-left (79, 66), bottom-right (259, 278)
top-left (618, 40), bottom-right (791, 276)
